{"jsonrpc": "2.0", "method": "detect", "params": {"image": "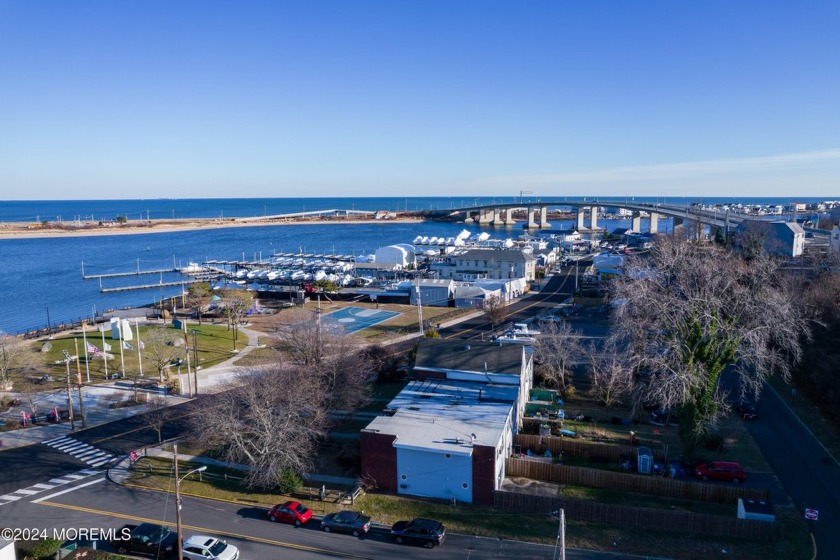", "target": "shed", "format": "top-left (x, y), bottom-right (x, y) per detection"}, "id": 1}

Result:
top-left (737, 498), bottom-right (775, 522)
top-left (636, 446), bottom-right (653, 474)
